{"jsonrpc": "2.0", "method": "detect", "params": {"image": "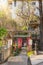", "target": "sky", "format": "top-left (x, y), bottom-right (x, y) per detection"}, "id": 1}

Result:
top-left (0, 0), bottom-right (8, 10)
